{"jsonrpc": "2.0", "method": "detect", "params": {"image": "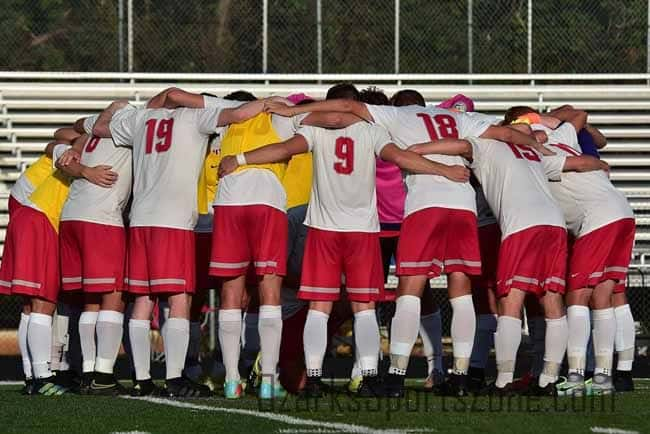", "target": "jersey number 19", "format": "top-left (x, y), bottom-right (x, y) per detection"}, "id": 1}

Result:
top-left (145, 118), bottom-right (174, 154)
